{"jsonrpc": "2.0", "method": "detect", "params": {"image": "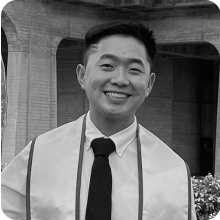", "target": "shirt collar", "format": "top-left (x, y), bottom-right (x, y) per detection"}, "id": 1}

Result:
top-left (85, 111), bottom-right (137, 157)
